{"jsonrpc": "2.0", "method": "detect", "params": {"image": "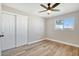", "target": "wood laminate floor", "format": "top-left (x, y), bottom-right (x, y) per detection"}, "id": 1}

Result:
top-left (2, 40), bottom-right (79, 56)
